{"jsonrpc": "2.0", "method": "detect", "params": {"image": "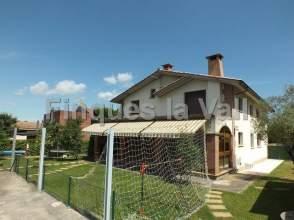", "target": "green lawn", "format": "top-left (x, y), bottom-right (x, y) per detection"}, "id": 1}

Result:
top-left (11, 158), bottom-right (208, 219)
top-left (0, 157), bottom-right (12, 170)
top-left (222, 161), bottom-right (294, 220)
top-left (56, 163), bottom-right (208, 219)
top-left (192, 161), bottom-right (294, 220)
top-left (6, 150), bottom-right (294, 220)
